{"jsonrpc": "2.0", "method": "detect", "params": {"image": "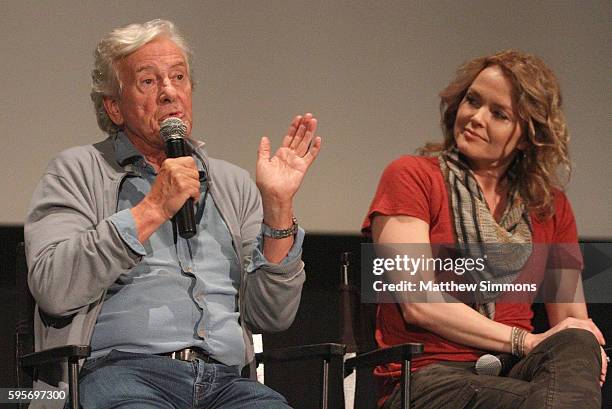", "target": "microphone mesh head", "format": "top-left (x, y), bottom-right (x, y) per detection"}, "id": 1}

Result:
top-left (475, 354), bottom-right (502, 376)
top-left (160, 117), bottom-right (187, 141)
